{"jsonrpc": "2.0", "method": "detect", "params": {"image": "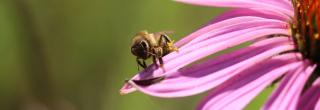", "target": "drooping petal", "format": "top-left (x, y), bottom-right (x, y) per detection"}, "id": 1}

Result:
top-left (121, 25), bottom-right (290, 94)
top-left (262, 62), bottom-right (317, 110)
top-left (197, 53), bottom-right (303, 110)
top-left (298, 77), bottom-right (320, 110)
top-left (122, 37), bottom-right (294, 97)
top-left (175, 0), bottom-right (293, 17)
top-left (120, 19), bottom-right (289, 95)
